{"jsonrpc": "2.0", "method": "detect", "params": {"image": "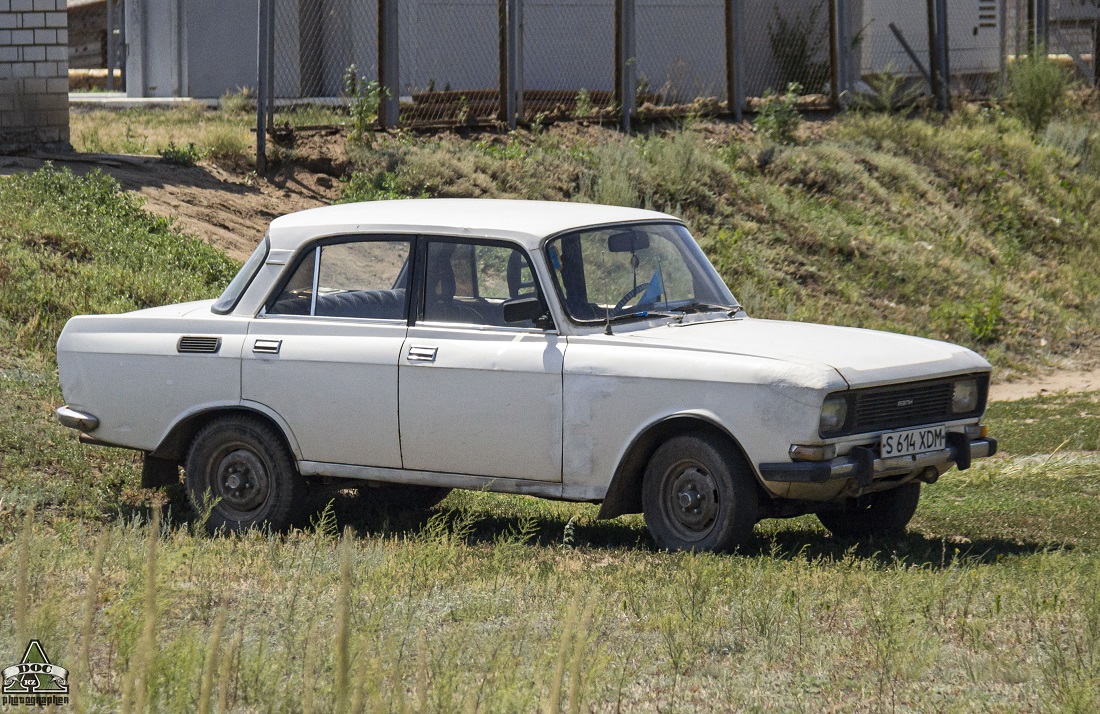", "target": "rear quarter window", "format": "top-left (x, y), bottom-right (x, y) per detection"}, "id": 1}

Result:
top-left (211, 238), bottom-right (269, 314)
